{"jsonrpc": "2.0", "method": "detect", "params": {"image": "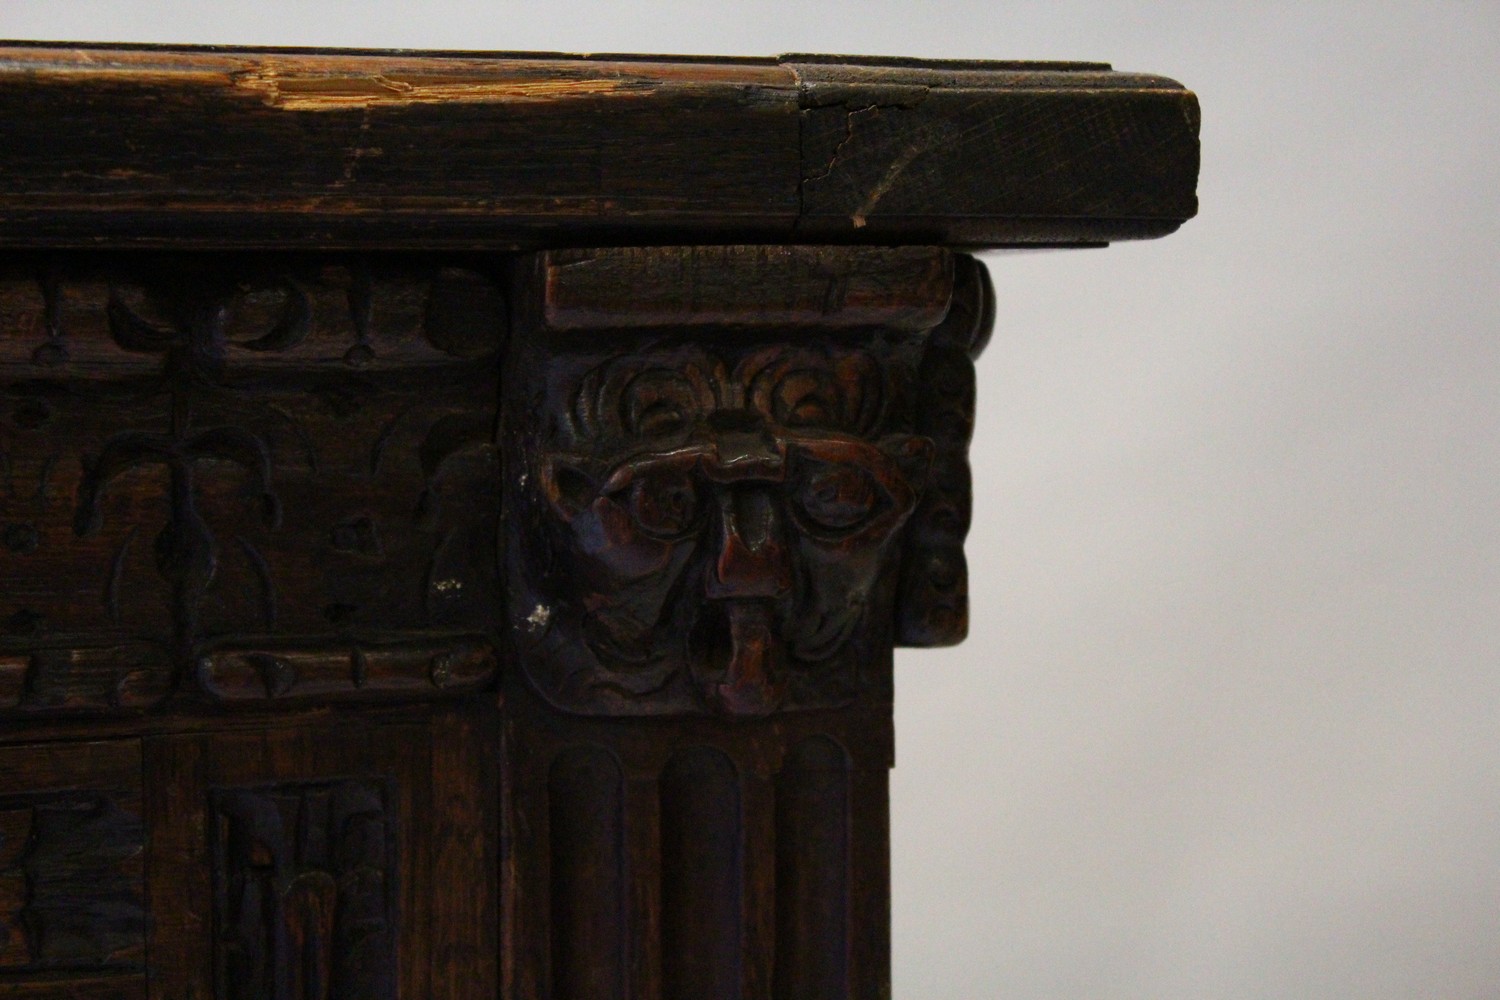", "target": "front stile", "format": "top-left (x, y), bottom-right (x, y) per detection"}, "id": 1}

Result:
top-left (501, 245), bottom-right (988, 999)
